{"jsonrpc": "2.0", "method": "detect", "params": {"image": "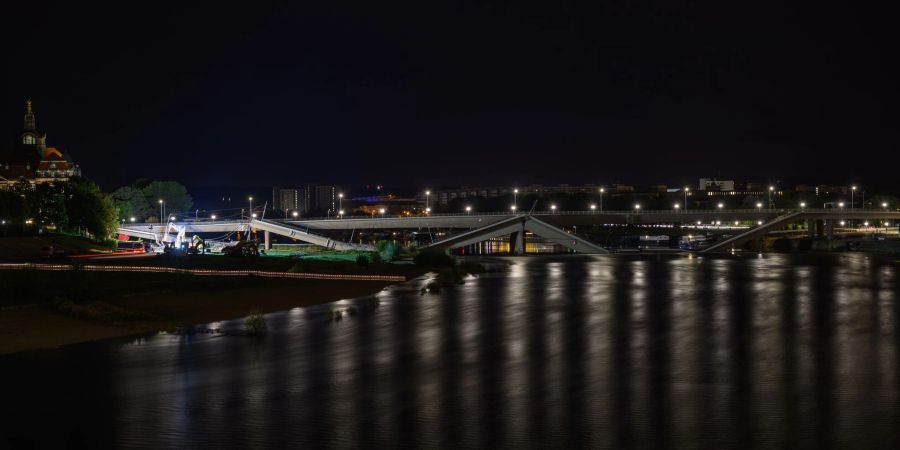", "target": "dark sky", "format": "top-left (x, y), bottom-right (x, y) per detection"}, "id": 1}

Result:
top-left (2, 0), bottom-right (898, 191)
